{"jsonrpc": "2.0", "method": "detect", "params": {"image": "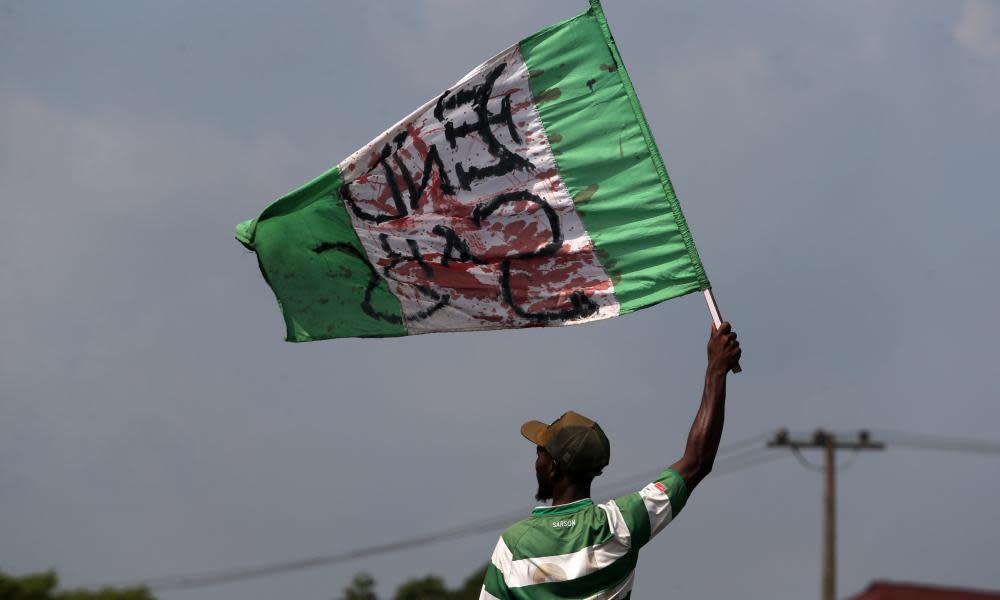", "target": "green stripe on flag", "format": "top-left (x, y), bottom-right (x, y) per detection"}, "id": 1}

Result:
top-left (519, 0), bottom-right (709, 314)
top-left (236, 167), bottom-right (406, 341)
